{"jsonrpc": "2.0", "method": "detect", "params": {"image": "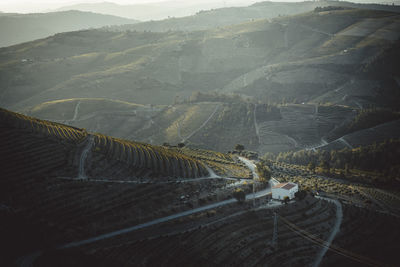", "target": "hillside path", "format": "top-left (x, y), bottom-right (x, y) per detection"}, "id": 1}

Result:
top-left (78, 135), bottom-right (94, 179)
top-left (181, 104), bottom-right (220, 142)
top-left (253, 104), bottom-right (261, 144)
top-left (338, 137), bottom-right (353, 149)
top-left (71, 101), bottom-right (81, 121)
